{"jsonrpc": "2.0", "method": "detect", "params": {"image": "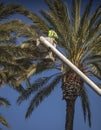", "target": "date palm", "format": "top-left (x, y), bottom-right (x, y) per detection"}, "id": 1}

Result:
top-left (0, 97), bottom-right (10, 129)
top-left (4, 0), bottom-right (101, 130)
